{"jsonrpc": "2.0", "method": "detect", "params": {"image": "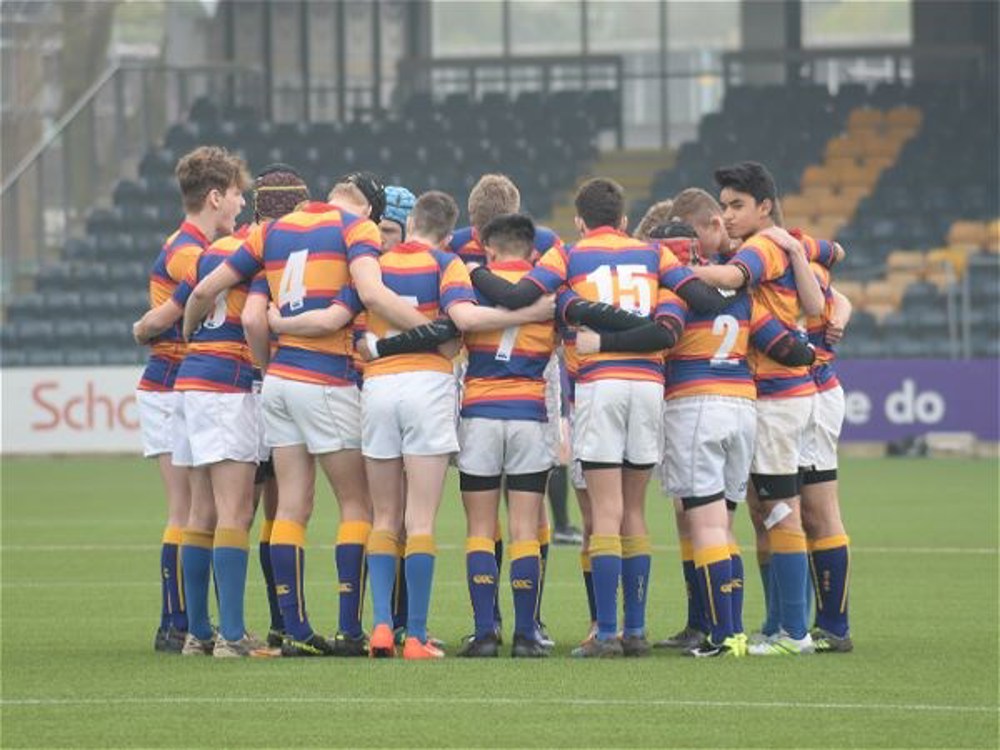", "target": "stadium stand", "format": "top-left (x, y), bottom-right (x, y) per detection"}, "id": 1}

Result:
top-left (0, 90), bottom-right (606, 366)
